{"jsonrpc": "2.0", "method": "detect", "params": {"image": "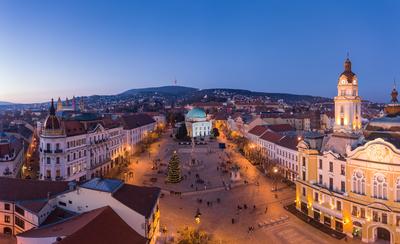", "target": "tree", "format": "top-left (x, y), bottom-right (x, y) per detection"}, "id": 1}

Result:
top-left (175, 227), bottom-right (216, 244)
top-left (212, 128), bottom-right (220, 137)
top-left (167, 151), bottom-right (182, 183)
